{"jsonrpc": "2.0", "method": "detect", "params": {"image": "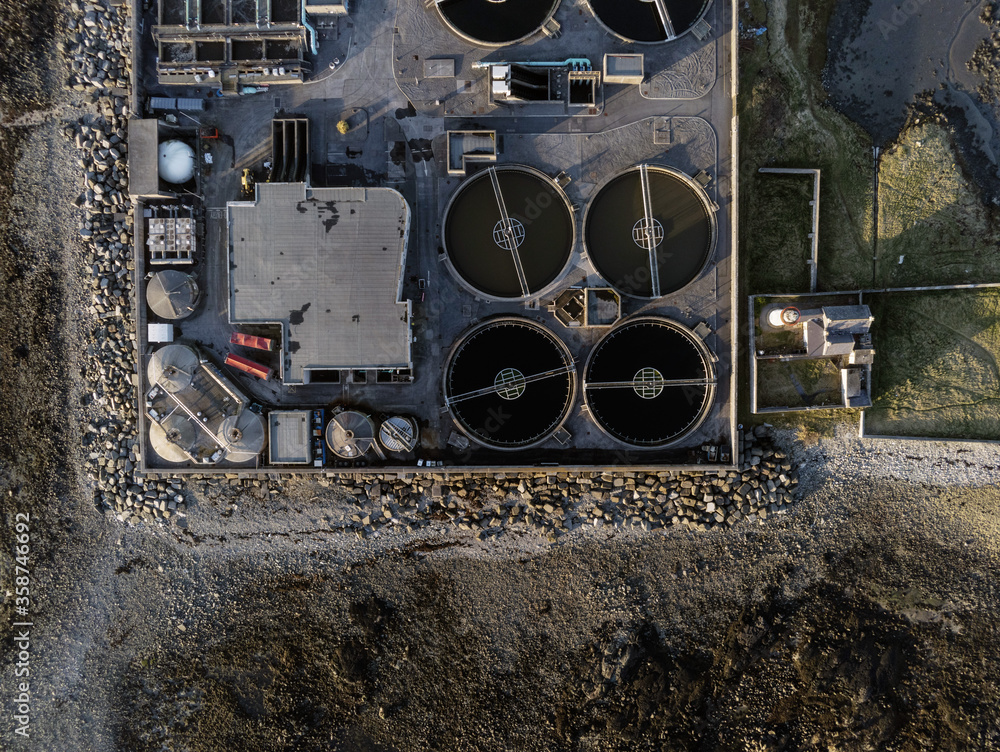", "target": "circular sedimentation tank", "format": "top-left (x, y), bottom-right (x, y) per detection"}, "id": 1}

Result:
top-left (146, 270), bottom-right (200, 320)
top-left (584, 164), bottom-right (716, 299)
top-left (435, 0), bottom-right (560, 47)
top-left (147, 343), bottom-right (199, 393)
top-left (379, 415), bottom-right (419, 453)
top-left (586, 0), bottom-right (712, 43)
top-left (326, 410), bottom-right (378, 459)
top-left (444, 318), bottom-right (575, 450)
top-left (443, 165), bottom-right (575, 301)
top-left (217, 411), bottom-right (266, 463)
top-left (583, 317), bottom-right (715, 447)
